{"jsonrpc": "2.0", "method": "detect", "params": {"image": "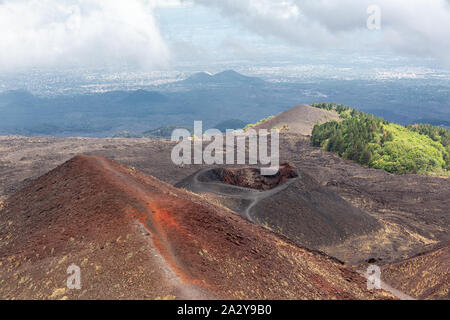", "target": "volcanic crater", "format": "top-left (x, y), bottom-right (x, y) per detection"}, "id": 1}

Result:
top-left (203, 162), bottom-right (298, 191)
top-left (176, 162), bottom-right (381, 250)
